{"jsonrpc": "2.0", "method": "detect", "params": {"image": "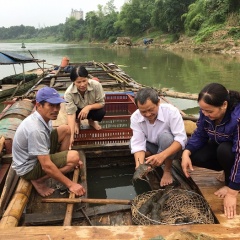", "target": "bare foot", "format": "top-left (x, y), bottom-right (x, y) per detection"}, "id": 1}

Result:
top-left (216, 171), bottom-right (225, 182)
top-left (31, 179), bottom-right (55, 197)
top-left (74, 121), bottom-right (80, 134)
top-left (214, 186), bottom-right (229, 198)
top-left (160, 170), bottom-right (173, 187)
top-left (88, 119), bottom-right (101, 130)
